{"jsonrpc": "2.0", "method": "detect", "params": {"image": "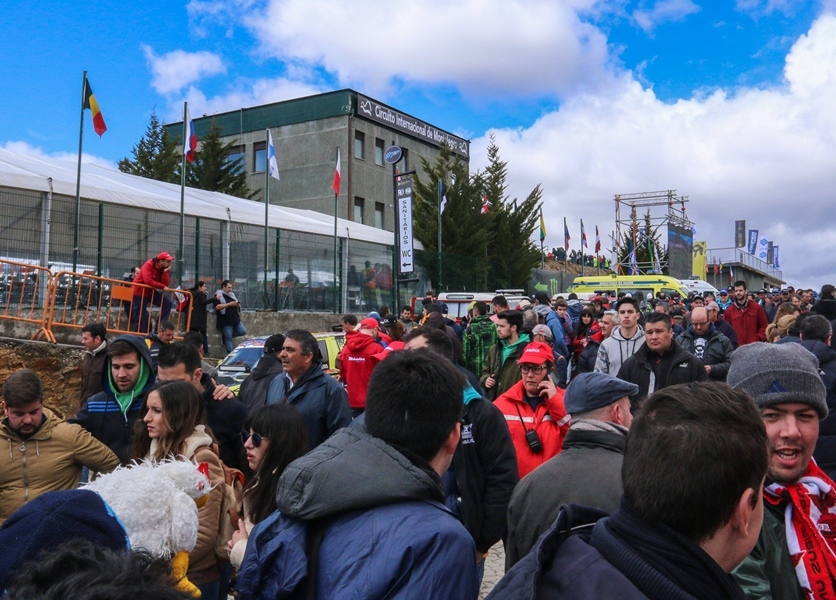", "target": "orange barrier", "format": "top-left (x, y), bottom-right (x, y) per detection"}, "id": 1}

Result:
top-left (0, 259), bottom-right (55, 342)
top-left (46, 272), bottom-right (193, 340)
